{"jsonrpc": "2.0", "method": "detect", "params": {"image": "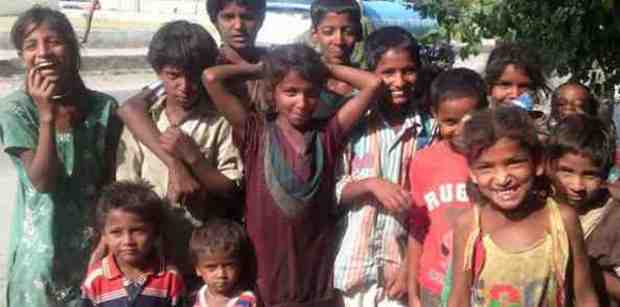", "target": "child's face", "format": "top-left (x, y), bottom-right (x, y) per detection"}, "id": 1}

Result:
top-left (274, 70), bottom-right (320, 130)
top-left (470, 137), bottom-right (543, 211)
top-left (433, 97), bottom-right (479, 141)
top-left (373, 47), bottom-right (417, 108)
top-left (103, 209), bottom-right (156, 268)
top-left (195, 251), bottom-right (241, 296)
top-left (490, 64), bottom-right (531, 105)
top-left (20, 22), bottom-right (73, 87)
top-left (158, 65), bottom-right (200, 109)
top-left (216, 2), bottom-right (263, 51)
top-left (549, 152), bottom-right (605, 209)
top-left (311, 12), bottom-right (358, 65)
top-left (554, 85), bottom-right (589, 118)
